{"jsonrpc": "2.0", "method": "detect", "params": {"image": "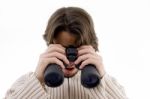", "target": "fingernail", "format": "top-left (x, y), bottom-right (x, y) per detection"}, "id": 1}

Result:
top-left (74, 61), bottom-right (78, 64)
